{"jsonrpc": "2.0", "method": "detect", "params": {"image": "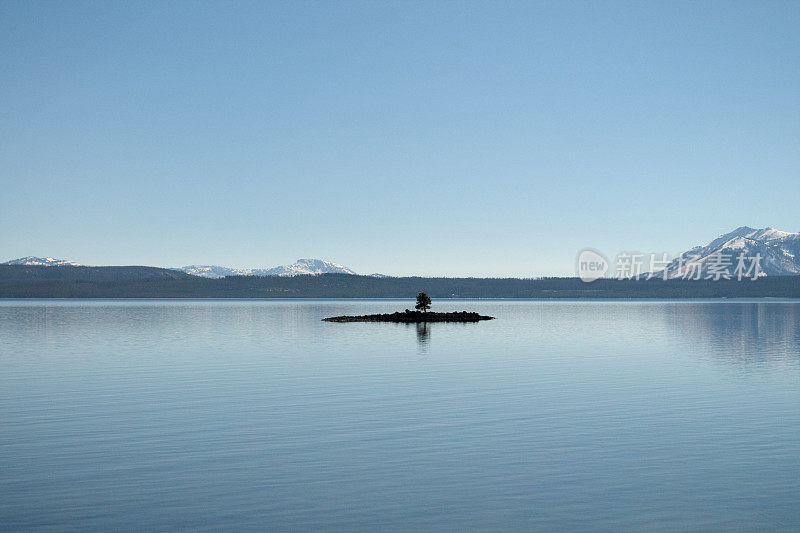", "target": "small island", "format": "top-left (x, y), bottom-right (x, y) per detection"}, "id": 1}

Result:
top-left (323, 293), bottom-right (495, 322)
